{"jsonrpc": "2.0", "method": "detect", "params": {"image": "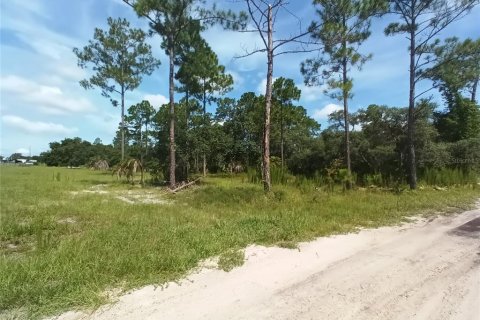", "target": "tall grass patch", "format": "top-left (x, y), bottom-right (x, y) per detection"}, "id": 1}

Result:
top-left (421, 167), bottom-right (478, 186)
